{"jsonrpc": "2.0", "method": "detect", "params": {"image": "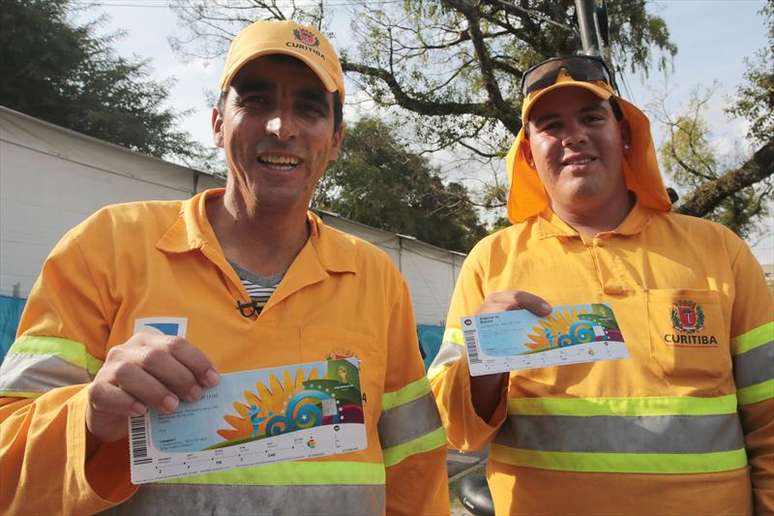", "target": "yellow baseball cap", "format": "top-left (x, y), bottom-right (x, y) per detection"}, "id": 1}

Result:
top-left (219, 20), bottom-right (345, 104)
top-left (505, 69), bottom-right (671, 223)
